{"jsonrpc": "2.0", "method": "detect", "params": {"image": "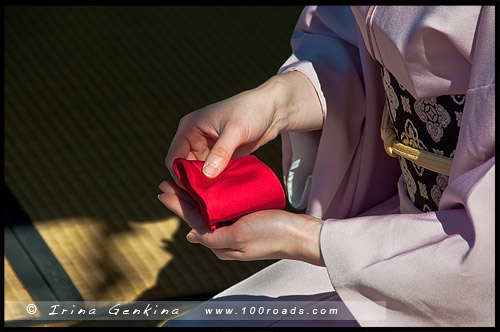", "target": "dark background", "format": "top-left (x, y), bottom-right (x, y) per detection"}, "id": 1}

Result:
top-left (4, 5), bottom-right (305, 327)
